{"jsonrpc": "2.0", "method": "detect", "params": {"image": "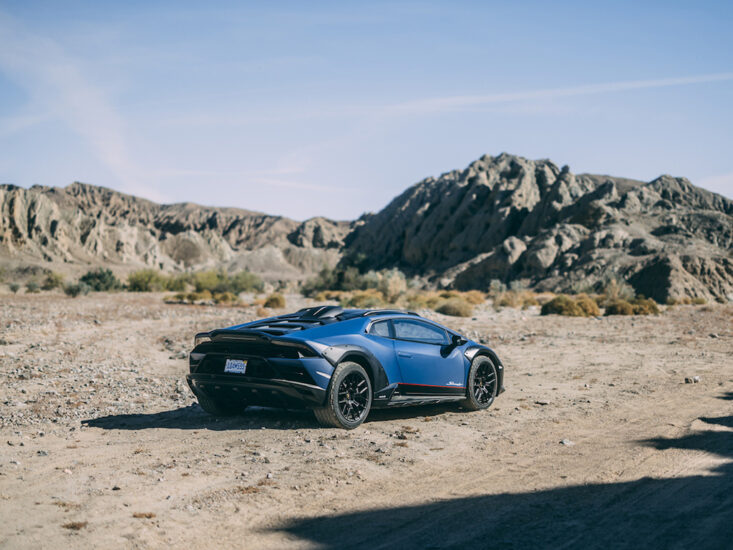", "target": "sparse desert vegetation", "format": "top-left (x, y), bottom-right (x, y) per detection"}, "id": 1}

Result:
top-left (0, 291), bottom-right (729, 549)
